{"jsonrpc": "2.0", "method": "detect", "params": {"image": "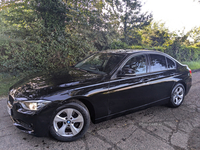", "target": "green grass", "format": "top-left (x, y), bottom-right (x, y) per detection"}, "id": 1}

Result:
top-left (182, 60), bottom-right (200, 70)
top-left (0, 73), bottom-right (22, 96)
